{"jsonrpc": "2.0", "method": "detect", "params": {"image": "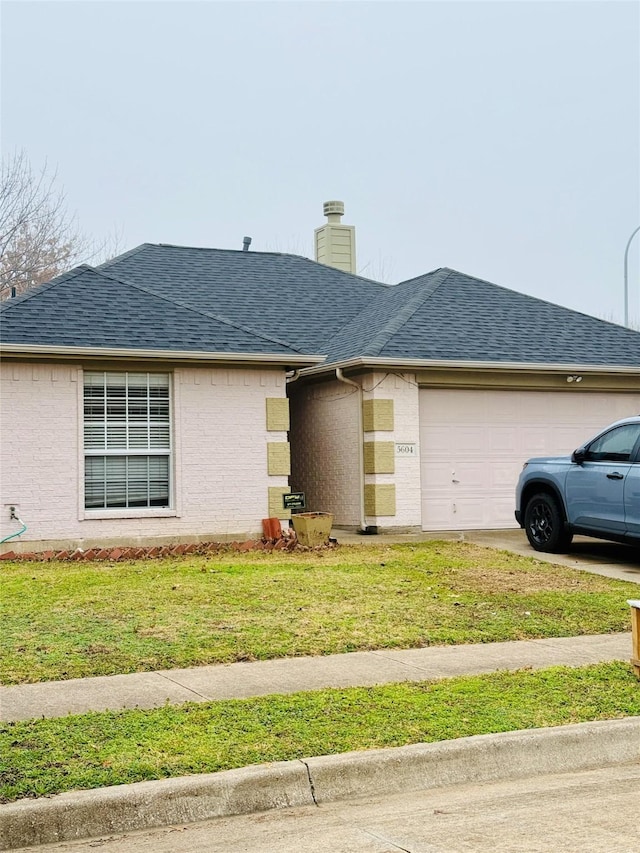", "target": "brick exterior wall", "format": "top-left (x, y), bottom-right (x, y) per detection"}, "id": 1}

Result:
top-left (0, 362), bottom-right (289, 551)
top-left (361, 371), bottom-right (422, 530)
top-left (289, 378), bottom-right (361, 527)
